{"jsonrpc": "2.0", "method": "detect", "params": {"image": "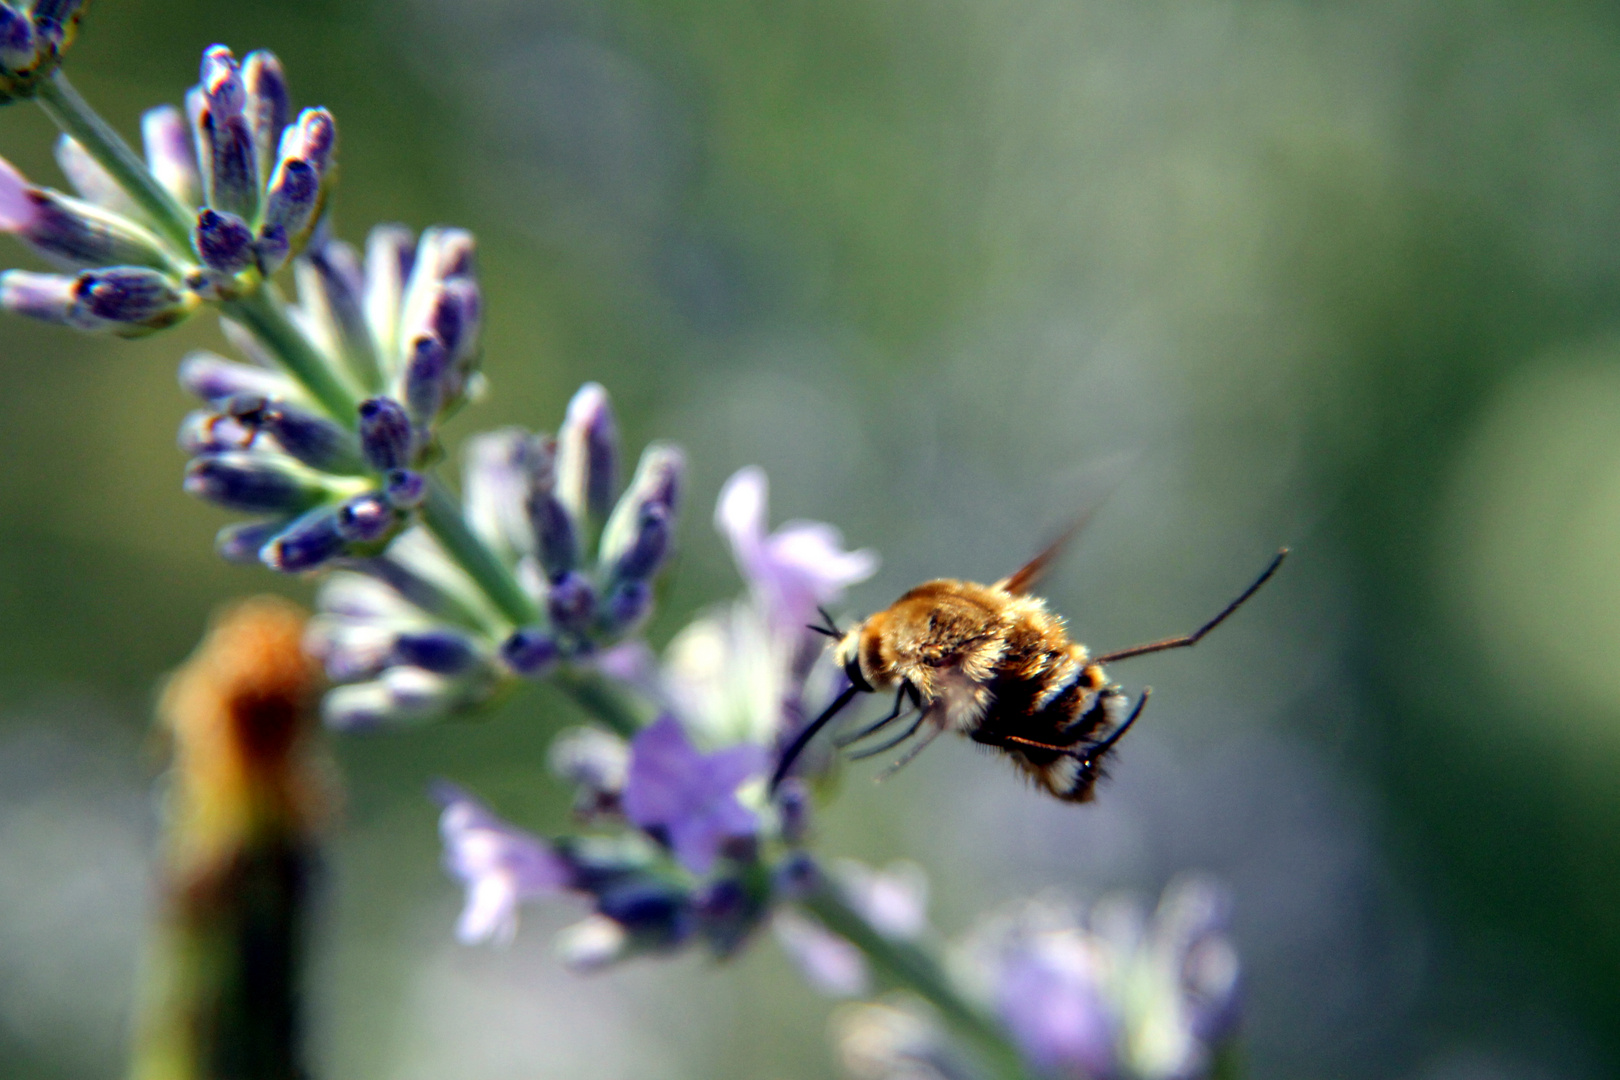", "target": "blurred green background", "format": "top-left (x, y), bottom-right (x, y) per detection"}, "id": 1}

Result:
top-left (2, 0), bottom-right (1619, 1077)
